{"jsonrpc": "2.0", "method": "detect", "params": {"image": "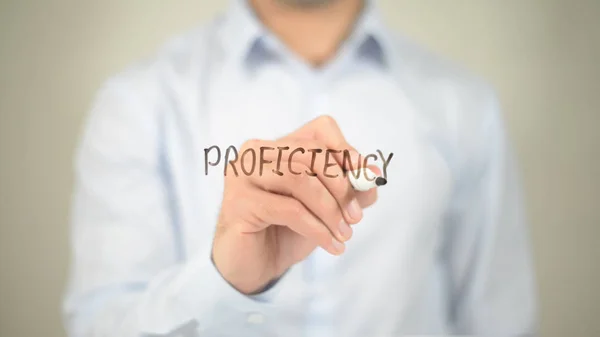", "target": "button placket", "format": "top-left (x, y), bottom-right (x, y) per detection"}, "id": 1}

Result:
top-left (307, 74), bottom-right (338, 337)
top-left (246, 312), bottom-right (265, 325)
